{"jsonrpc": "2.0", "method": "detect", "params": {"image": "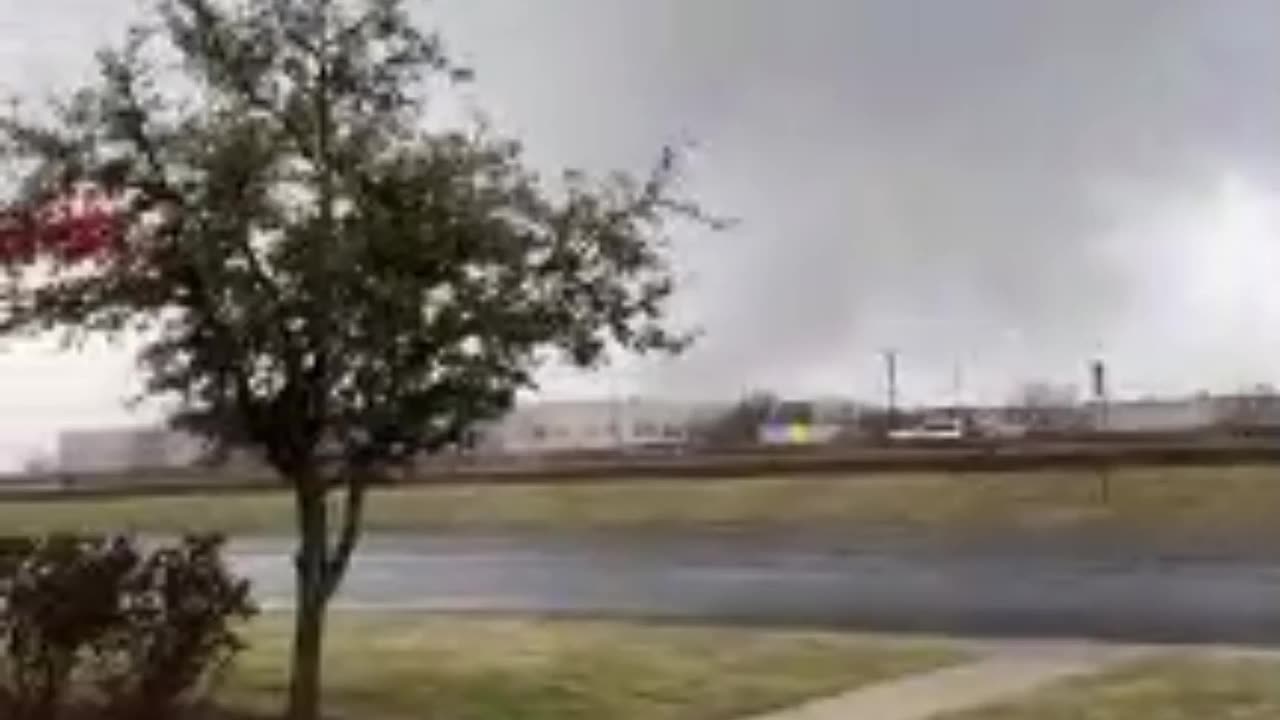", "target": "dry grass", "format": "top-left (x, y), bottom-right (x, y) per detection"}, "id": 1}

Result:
top-left (224, 614), bottom-right (963, 720)
top-left (0, 464), bottom-right (1279, 537)
top-left (938, 656), bottom-right (1280, 719)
